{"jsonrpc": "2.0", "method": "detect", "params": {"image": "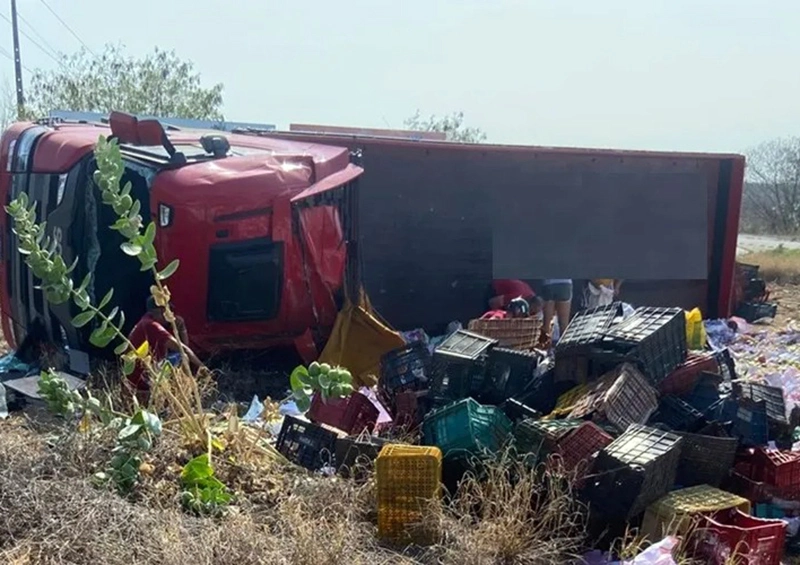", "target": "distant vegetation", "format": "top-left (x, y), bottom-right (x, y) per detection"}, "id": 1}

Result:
top-left (741, 137), bottom-right (800, 235)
